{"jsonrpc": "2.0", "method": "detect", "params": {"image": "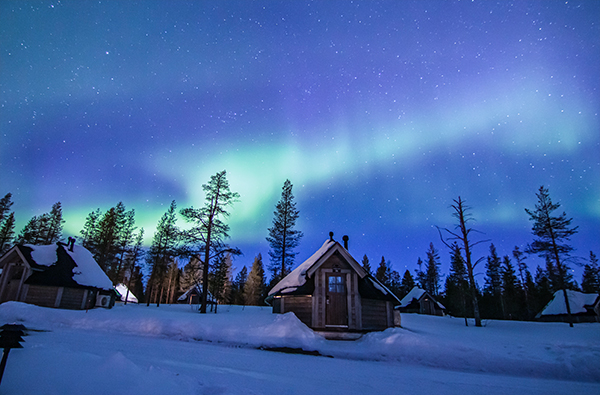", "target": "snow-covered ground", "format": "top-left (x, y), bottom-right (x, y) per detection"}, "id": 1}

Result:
top-left (0, 302), bottom-right (598, 395)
